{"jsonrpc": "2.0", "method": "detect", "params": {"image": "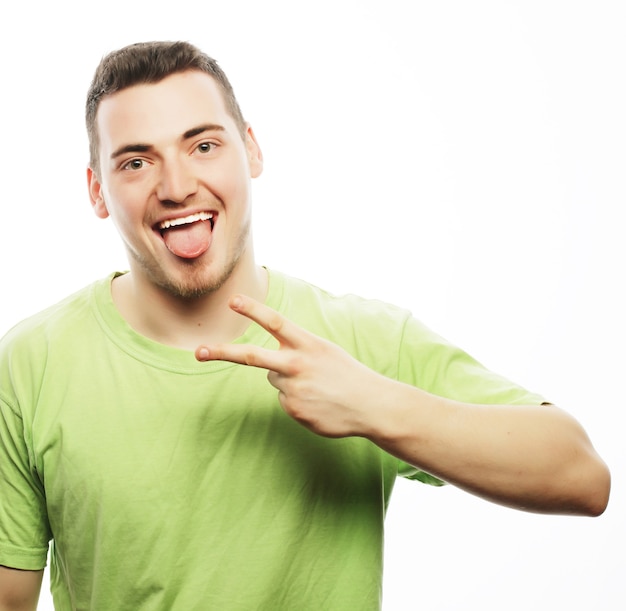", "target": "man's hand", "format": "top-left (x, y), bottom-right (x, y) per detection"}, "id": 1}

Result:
top-left (195, 295), bottom-right (386, 438)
